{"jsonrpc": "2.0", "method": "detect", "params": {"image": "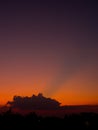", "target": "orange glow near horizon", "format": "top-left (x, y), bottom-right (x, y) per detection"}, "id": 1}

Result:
top-left (52, 65), bottom-right (98, 106)
top-left (0, 64), bottom-right (98, 106)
